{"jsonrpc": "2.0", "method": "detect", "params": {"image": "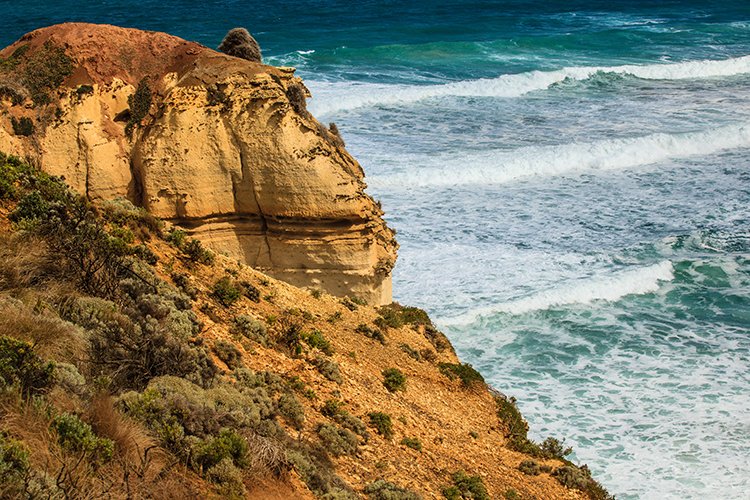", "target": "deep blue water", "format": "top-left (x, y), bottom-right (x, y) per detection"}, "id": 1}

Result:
top-left (3, 2), bottom-right (750, 498)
